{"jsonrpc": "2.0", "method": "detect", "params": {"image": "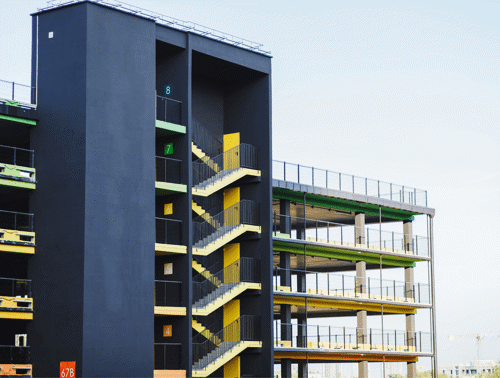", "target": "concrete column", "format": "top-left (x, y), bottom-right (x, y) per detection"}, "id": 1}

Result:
top-left (355, 213), bottom-right (368, 378)
top-left (404, 220), bottom-right (416, 378)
